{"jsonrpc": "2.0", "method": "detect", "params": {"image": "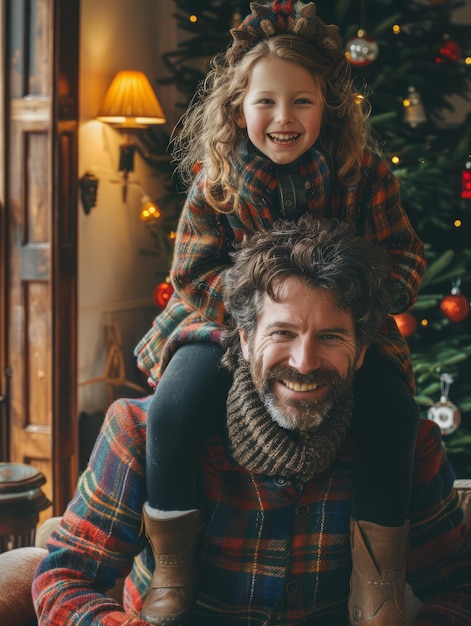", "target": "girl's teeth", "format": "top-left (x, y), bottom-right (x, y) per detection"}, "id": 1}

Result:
top-left (269, 133), bottom-right (298, 143)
